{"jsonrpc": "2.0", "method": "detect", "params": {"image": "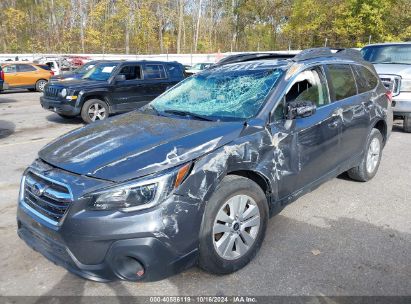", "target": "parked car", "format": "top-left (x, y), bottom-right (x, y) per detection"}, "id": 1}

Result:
top-left (49, 60), bottom-right (109, 83)
top-left (17, 48), bottom-right (392, 282)
top-left (361, 42), bottom-right (411, 132)
top-left (185, 62), bottom-right (213, 75)
top-left (1, 63), bottom-right (54, 92)
top-left (40, 60), bottom-right (185, 123)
